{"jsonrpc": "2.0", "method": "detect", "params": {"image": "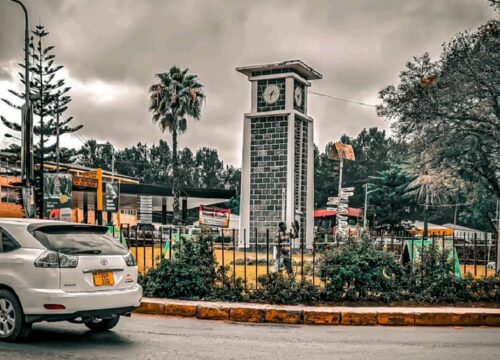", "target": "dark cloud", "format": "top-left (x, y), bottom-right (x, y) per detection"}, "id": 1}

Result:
top-left (0, 0), bottom-right (495, 165)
